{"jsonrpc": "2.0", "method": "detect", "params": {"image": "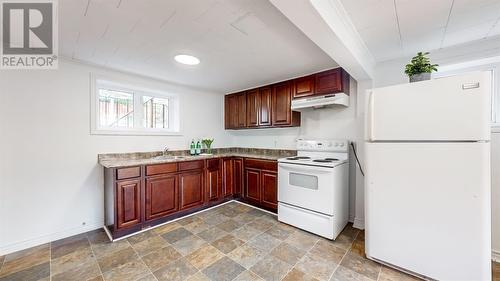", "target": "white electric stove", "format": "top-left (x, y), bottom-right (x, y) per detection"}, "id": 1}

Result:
top-left (277, 139), bottom-right (349, 240)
